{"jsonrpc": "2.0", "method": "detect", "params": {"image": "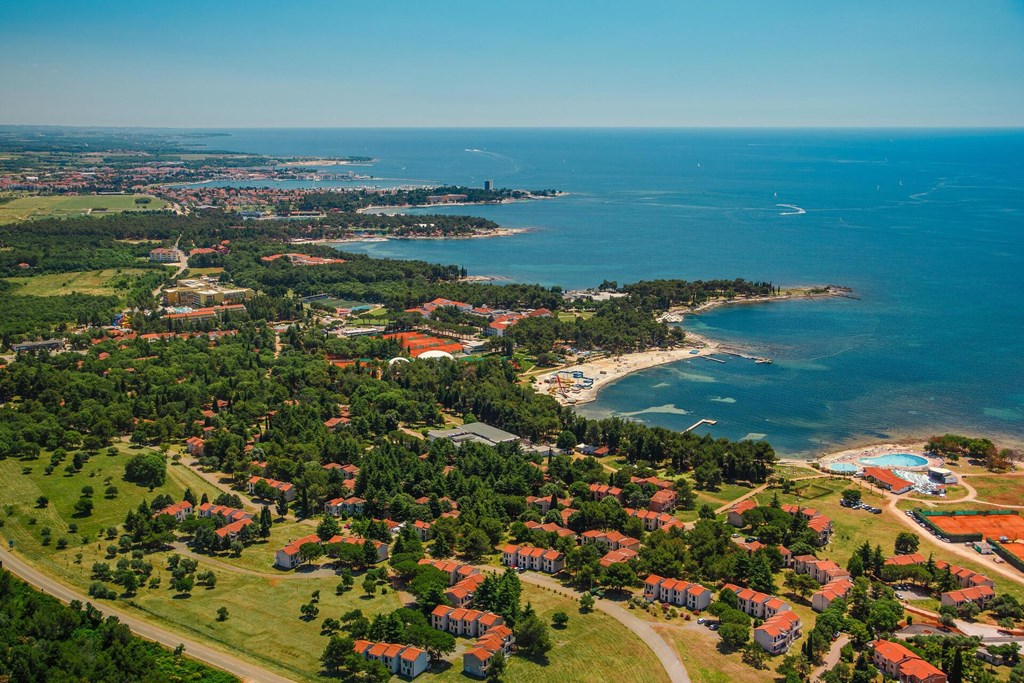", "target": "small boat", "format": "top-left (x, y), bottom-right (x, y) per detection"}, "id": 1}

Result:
top-left (756, 358), bottom-right (773, 365)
